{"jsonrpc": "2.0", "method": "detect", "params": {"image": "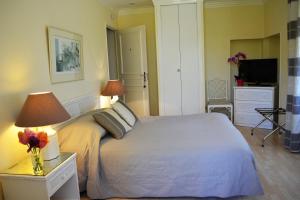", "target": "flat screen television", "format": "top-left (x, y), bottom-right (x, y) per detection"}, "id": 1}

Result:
top-left (239, 59), bottom-right (278, 84)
